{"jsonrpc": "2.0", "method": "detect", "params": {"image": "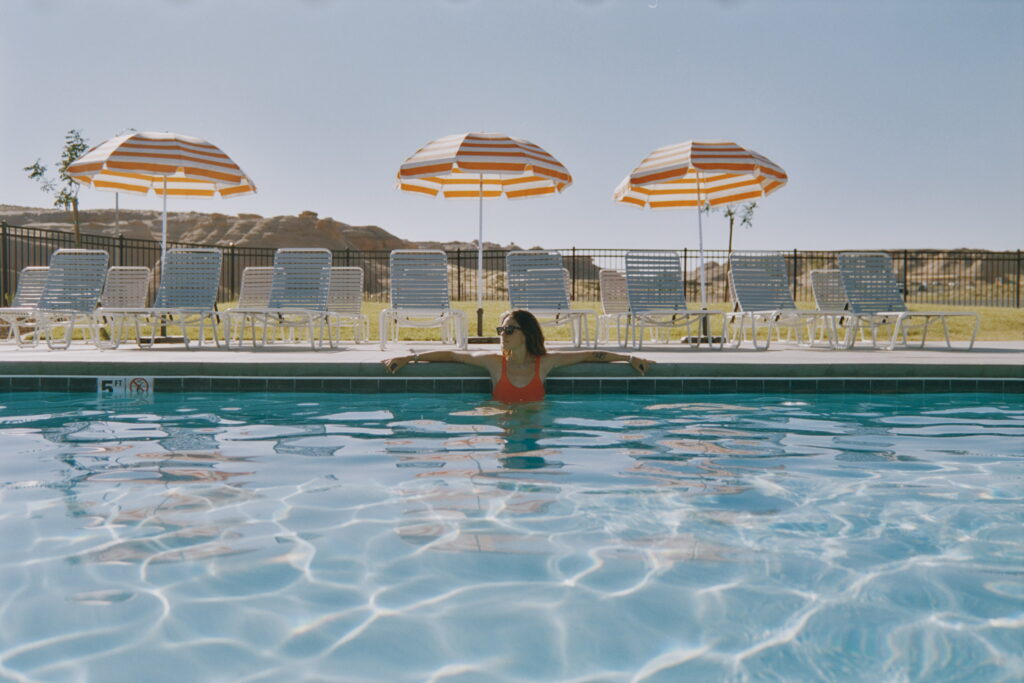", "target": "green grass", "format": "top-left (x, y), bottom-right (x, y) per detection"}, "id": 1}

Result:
top-left (354, 300), bottom-right (1023, 344)
top-left (32, 300), bottom-right (1018, 346)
